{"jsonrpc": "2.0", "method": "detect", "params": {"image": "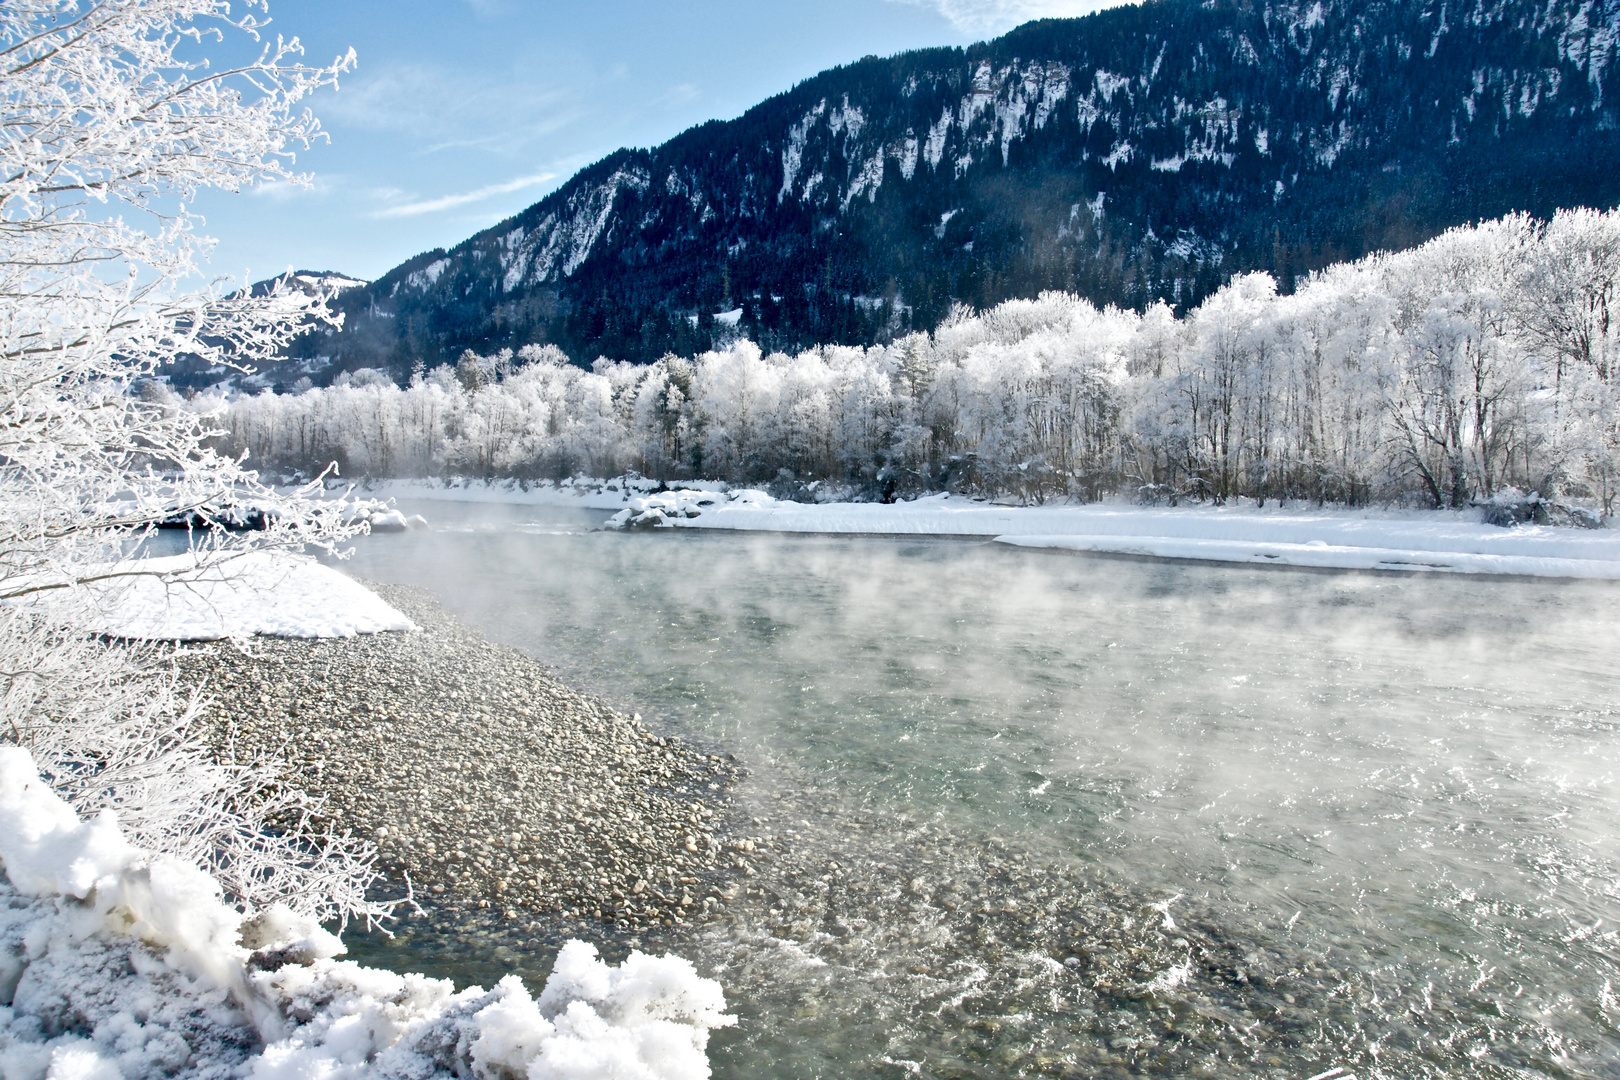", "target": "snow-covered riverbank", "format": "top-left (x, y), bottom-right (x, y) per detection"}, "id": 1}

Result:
top-left (361, 478), bottom-right (1620, 579)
